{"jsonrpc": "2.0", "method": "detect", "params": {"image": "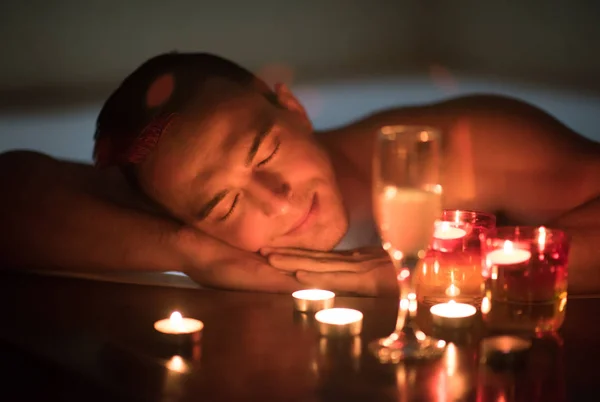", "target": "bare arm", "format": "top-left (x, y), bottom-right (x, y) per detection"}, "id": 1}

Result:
top-left (0, 151), bottom-right (300, 292)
